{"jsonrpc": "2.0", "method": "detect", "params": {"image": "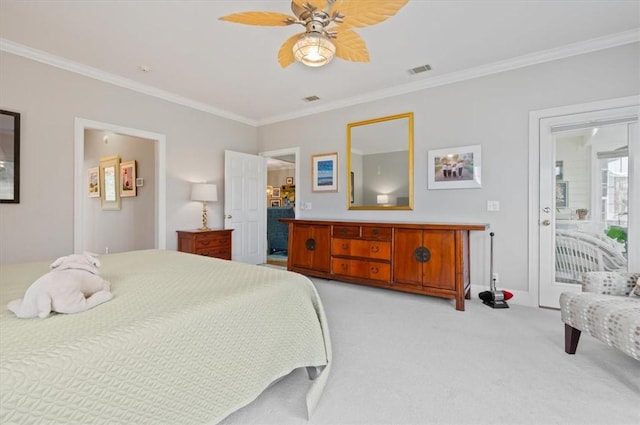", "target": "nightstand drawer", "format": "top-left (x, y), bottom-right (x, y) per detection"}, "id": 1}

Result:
top-left (177, 229), bottom-right (233, 260)
top-left (195, 234), bottom-right (231, 249)
top-left (197, 247), bottom-right (231, 260)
